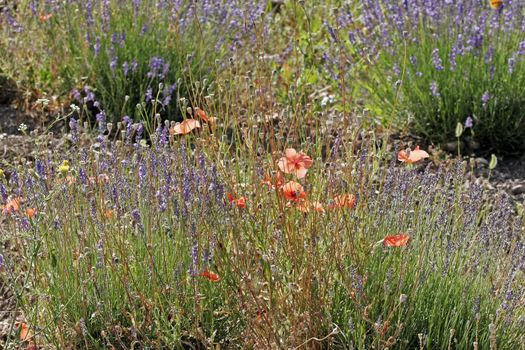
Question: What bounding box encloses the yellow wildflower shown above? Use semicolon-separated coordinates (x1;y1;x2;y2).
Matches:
59;160;70;176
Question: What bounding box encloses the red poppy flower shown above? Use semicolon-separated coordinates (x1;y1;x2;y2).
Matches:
383;234;410;247
282;181;307;202
39;13;52;21
295;200;325;213
26;208;37;218
170;119;201;135
195;108;208;123
199;269;220;282
227;193;247;208
490;0;503;9
261;172;284;190
195;108;217;129
19;321;31;341
277;148;313;179
328;194;356;210
398;146;429;164
2;198;21;215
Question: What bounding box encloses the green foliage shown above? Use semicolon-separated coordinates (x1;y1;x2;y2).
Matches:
327;2;525;154
368;33;525;154
3;124;524;348
0;1;252;125
1;1;525;348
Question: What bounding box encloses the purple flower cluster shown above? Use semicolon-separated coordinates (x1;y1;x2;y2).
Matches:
325;0;525;151
329;1;525;75
1;7;24;33
147;57;169;80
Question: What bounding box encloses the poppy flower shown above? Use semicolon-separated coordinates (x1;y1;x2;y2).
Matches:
328;194;356;210
19;322;31;341
294;200;325;213
104;210;115;219
227;193;247;208
169;119;201;135
277;148;313;179
490;0;503;9
39;13;52;21
383;234;410;247
282;181;307;202
199;269;220;282
194;108;209;123
26;208;37;218
398;146;429;164
2;198;21;215
261;172;284;190
195;108;217;129
18;322;37;350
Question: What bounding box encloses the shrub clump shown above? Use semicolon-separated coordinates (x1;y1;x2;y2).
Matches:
326;1;525;154
0;0;271;125
0;122;524;348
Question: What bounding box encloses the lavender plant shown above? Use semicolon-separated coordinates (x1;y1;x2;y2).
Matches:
1;116;523;348
326;1;525;153
0;0;270;125
0;1;524;348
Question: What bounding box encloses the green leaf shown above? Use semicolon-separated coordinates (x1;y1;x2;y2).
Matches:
489;154;498;170
455;122;463;138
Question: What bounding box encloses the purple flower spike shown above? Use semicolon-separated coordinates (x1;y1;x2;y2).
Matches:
481;91;490;108
465;116;474;129
432;48;444;71
94;37;101;56
430;81;440;98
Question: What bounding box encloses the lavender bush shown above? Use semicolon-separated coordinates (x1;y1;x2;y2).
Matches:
0;1;524;348
0;113;523;347
0;0;270;126
326;1;525;153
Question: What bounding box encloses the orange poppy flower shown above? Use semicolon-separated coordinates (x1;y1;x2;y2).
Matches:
18;321;37;350
227;193;247;208
282;181;307;202
277;148;313;179
295;200;325;213
26;208;37;218
169;119;201;135
261;172;284;190
2;198;21;215
199;269;220;282
490;0;503;9
398;146;429;164
19;322;31;341
311;201;325;213
39;13;53;21
383;234;410;247
104;210;115;219
194;108;209;123
328;194;356;210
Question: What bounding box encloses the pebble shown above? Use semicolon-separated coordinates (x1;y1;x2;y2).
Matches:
443;141;461;152
511;184;525;195
475;157;489;166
